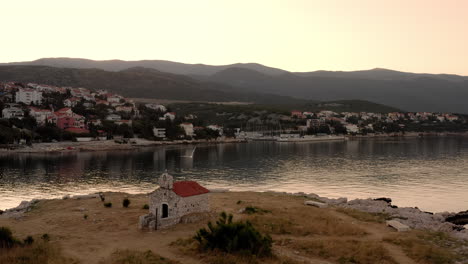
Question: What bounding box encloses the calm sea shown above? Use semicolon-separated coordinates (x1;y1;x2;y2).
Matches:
1;137;467;213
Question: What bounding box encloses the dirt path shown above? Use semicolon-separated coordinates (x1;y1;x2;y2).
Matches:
327;210;417;264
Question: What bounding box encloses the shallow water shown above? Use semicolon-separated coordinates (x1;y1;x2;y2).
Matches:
1;137;467;213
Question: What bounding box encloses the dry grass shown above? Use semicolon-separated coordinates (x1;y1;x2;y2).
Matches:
1;191;465;264
98;249;180;264
336;207;391;223
383;231;466;264
289;239;397;264
0;242;79;264
247;209;367;237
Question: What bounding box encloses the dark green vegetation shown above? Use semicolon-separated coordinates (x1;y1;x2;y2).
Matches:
168;101;400;129
123;198;130;208
243;206;271;215
0;227;77;264
104;202;112;208
194;212;272;257
199;67;468;113
0;227;19;248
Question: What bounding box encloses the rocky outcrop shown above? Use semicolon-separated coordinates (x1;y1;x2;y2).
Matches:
1;199;40;219
445;210;468;225
295;192;468;241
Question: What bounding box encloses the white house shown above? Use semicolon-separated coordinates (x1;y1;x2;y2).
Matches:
28;107;53;125
153;127;166;139
106;114;122;121
160;112;176;121
179;123;194;137
115;105;133;113
64;97;81;107
2;106;24;119
145;104;167;112
107;95;122;103
207;125;223;136
139;172;210;230
345;124;359;134
15;88;42;105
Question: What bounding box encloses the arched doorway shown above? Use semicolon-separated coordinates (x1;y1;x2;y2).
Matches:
162;204;169;218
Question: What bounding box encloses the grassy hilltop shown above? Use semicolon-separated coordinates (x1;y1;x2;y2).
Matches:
1;192;467;264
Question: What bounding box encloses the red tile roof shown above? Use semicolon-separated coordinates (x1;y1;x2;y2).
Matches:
173;181;209;197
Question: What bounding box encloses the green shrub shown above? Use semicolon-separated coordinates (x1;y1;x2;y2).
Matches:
41;234;50;242
0;227;19;248
123;198;130;208
104;202;112;208
0;210;4;215
23;236;34;245
194;212;272;257
244;206;270;215
142;204;149;210
83;214;88;220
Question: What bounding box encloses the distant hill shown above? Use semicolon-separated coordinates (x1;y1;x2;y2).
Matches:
202;67;468;113
2;58;468;113
3;57;467;82
1;58;287;76
0;65;303;105
294;68;468;83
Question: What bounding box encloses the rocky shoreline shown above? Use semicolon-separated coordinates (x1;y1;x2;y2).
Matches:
2;190;467;241
0;138;247;154
291;191;468;240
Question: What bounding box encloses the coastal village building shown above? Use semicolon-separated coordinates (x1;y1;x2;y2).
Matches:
2;105;24;119
207;125;223;136
52;108;86;129
345;124;359;134
107;94;122;103
106;114;122;121
15;88;42;105
145;104;167;112
161;112;176;121
153;127;166;139
28;107;53;125
180;123;195;137
139;172;210;230
64;97;81;107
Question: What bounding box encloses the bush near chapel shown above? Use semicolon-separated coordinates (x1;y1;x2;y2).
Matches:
194;212;272;257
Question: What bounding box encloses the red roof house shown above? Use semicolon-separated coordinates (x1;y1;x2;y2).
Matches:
173;181;210;197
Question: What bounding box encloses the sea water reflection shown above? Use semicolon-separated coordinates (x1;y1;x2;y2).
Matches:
0;137;467;213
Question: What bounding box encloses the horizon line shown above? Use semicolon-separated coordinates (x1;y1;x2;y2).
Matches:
1;56;467;77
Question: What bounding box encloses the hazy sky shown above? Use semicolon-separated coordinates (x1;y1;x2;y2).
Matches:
1;0;467;75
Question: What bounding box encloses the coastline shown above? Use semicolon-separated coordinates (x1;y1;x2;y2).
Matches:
0;138;247;154
1;132;467;154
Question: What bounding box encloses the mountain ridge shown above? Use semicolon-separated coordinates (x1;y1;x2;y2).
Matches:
1;58;468;113
2;57;467;81
0;65;306;105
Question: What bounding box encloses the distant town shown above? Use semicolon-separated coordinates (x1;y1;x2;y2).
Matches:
0;81;467;147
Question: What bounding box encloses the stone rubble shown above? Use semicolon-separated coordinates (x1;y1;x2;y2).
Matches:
300;192;468;241
1;199;40;219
